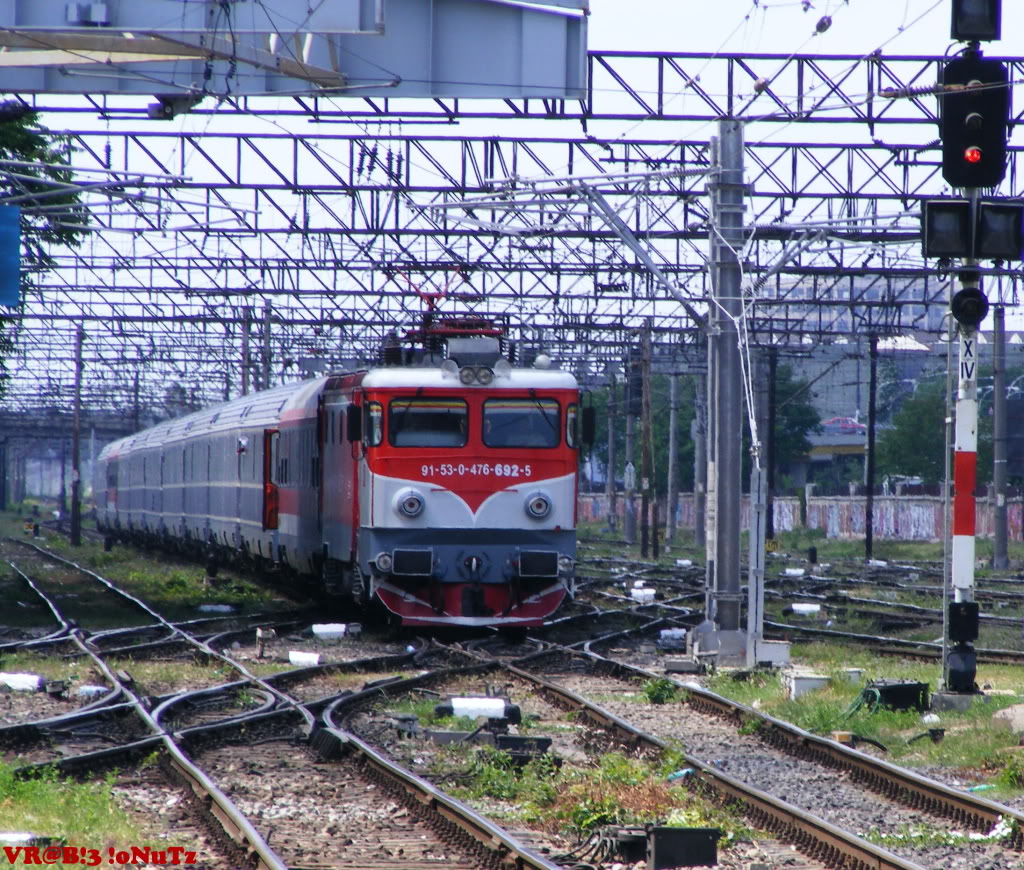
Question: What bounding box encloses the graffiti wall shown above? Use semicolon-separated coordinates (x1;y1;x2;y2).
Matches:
579;493;1023;540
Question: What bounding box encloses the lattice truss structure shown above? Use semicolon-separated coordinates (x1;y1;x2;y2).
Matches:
5;51;1024;419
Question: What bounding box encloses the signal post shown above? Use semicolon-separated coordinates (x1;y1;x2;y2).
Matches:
923;0;1020;699
947;274;984;693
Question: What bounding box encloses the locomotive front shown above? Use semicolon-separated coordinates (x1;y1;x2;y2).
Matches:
355;331;586;627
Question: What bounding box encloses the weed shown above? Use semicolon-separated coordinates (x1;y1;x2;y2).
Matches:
997;754;1024;788
737;715;763;737
137;751;162;771
641;678;679;705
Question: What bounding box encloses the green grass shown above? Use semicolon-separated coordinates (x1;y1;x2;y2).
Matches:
0;763;140;844
441;747;751;842
0;508;294;621
0;651;237;695
381;696;480;732
704;643;1024;785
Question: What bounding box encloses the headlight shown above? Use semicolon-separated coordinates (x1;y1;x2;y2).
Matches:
397;490;424;517
375;552;393;572
525;492;552;519
475;366;494;385
459;366;477;385
558;555;574;573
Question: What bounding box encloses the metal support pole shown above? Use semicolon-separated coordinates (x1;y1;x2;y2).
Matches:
747;465;767;667
765;348;777;539
666;373;680;546
241;307;251;396
606;372;617;533
0;439;7;511
131;370;140;431
694;373;707;551
261;300;273;391
70;326;84;547
709;118;745;646
993;305;1008;570
59;437;67;515
624;412;636;544
641;326;653;558
865;335;878;561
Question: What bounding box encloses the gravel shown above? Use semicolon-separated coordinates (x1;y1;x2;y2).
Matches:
539;666;1024;870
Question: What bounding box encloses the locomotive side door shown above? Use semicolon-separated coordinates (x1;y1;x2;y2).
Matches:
321;391;358;563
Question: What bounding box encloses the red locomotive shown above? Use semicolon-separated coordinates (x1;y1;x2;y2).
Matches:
94;318;591;628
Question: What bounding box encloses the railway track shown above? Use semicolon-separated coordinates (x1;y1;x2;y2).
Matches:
4;535;1024;869
1;539;563;870
572;625;1024;867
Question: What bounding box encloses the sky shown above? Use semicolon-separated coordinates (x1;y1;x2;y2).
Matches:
586;0;1024;59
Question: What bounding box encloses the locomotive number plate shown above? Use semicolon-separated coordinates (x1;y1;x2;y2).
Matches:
421;463;532;479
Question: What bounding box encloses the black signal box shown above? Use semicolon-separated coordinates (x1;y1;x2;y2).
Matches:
939;56;1010;188
949;601;980;643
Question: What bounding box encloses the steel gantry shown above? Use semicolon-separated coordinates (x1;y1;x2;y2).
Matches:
2;50;1023;420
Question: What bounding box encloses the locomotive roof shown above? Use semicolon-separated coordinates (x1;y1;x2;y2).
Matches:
360;366;578;390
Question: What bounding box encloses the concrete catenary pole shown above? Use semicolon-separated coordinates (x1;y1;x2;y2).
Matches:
993;305;1008;570
261;300;273;391
765;348;777;539
694;372;707;549
666;372;680;545
624;411;636;544
606;371;618;533
241;306;251;396
865;335;878;561
70;326;84;547
708;118;746;652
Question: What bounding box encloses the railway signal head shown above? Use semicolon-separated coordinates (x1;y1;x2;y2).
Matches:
951;285;989;327
951;0;1001;42
939;57;1010;188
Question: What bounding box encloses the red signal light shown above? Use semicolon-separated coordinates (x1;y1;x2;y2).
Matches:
965;146;983;164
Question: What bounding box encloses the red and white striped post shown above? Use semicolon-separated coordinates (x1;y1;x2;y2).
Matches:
952;329;978;596
947;270;985;693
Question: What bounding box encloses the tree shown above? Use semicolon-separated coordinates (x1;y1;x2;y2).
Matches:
763;363;822;473
584;363;821;497
0;103;88;400
877;375;993;486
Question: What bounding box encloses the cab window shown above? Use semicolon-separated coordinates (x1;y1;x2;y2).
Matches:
483;399;560;448
389;398;468;447
566;404;579;448
365;402;383;446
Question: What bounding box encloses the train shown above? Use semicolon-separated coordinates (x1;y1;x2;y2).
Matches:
93;318;593;628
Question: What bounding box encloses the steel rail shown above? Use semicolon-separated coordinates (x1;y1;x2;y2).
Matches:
764;619;1024;664
0;557;71;650
313;723;564;870
329;651;924;870
568;640;1024;847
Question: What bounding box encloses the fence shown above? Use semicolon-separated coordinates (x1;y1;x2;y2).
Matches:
578;492;1024;541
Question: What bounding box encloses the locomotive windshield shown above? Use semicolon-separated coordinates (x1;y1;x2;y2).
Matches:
389;398;468;447
483;398;560;448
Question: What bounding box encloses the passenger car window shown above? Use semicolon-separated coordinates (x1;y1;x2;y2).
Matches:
483;399;560;448
389;398;468;447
